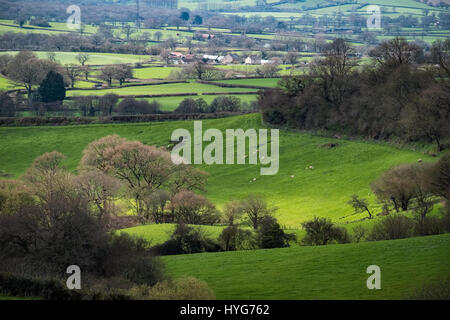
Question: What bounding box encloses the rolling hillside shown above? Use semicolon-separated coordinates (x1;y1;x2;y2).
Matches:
0;113;436;227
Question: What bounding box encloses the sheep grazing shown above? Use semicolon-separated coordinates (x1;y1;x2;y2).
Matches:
291;175;295;178
418;159;423;163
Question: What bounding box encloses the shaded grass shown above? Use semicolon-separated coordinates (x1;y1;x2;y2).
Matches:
162;233;450;299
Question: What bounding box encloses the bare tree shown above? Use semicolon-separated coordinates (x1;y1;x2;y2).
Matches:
241;194;277;229
347;194;374;219
64;64;82;88
76;53;90;66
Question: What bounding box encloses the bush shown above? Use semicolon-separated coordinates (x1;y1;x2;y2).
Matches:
257;216;296;249
172;190;221;225
441;206;450;233
352;225;367;242
414;216;445;236
117;98;160;115
0;272;132;300
367;214;415;241
408;277;450;300
218;226;256;251
152;223;220;255
131;277;215;300
301;217;349;245
208;96;241;112
106;233;164;286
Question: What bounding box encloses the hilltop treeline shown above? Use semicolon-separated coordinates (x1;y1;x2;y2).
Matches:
259;37;450;151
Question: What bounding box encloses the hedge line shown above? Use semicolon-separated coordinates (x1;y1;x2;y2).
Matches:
197;80;270;89
0;111;253;127
65;92;198;99
201;91;259;95
66;80;188;91
0;272;132;300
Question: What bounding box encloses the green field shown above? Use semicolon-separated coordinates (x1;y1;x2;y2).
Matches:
67;81;259;96
0;75;18;90
121;223;226;245
0;114;435;227
0;51;147;66
139;94;258;111
162;233;450;299
212;78;280;87
134;67;182;79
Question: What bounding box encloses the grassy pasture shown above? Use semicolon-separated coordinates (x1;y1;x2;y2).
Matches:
162;233;450;299
212;78;280;87
137;94;258;111
133;67;182;79
0;114;435;226
66;81;259;96
120;223;226;246
0;51;147;66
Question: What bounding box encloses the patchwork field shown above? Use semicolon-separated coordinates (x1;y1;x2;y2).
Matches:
0;114;435;227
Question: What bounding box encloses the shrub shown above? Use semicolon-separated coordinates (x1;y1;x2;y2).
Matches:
414;216;445;236
172;190;220;225
441;206;450;233
367;214;415;241
106;233;164;286
218;226;255;251
408;277;450;300
352;225;367;242
257;216;296;249
131;277;215;300
0;272;132;300
175;98;201;113
301;217;349;245
208;96;241;113
152;223;220;255
117;98;160;115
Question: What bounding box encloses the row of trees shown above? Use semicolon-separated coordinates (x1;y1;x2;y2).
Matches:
174;96;256;114
260;37;450;151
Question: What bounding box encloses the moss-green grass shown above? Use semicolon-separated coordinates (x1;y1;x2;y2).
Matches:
212;78;280;87
162;233;450;299
134;67;182;79
0;75;19;90
67;82;259;96
135;94;258;111
0;114;435;226
0;51;147;66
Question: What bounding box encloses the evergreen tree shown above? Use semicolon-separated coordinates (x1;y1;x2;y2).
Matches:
38;70;66;103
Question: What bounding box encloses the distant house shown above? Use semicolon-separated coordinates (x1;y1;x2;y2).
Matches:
169;51;184;59
183;54;196;63
270;56;283;65
168;51;185;64
245;56;260;65
201;34;215;40
222;54;240;64
203;54;224;64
